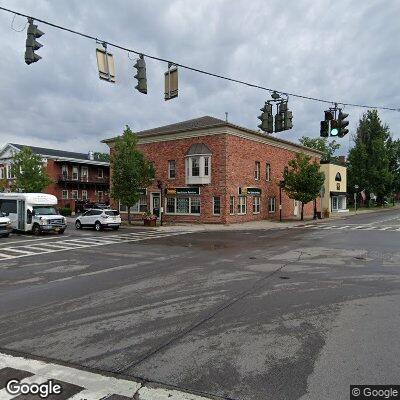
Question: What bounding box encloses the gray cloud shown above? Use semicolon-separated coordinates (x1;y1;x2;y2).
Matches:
0;0;399;156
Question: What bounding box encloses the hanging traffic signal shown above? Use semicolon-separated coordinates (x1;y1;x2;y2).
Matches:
283;109;293;130
25;18;44;65
275;112;284;132
134;55;147;94
320;121;329;137
257;102;273;133
338;110;349;137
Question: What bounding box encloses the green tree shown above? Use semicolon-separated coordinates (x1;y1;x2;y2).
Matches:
11;147;53;192
347;110;394;205
111;126;155;223
283;153;325;220
94;152;110;162
299;136;340;163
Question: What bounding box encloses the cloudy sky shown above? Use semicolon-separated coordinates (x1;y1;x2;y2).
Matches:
0;0;399;155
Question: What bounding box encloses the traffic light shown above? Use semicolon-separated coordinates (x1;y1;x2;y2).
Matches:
338;110;349;137
324;111;334;121
134;55;147;94
320;121;329;137
330;119;339;137
283;109;293;130
25;18;44;65
275;101;286;132
257;102;273;133
275;112;284;132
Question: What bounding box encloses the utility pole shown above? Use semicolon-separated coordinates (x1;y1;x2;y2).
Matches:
354;185;359;214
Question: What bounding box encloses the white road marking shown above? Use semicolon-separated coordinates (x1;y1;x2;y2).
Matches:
0;352;140;397
0;352;215;400
0;231;189;260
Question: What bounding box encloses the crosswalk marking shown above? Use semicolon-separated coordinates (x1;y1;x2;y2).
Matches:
296;224;400;233
0;231;188;260
0;352;214;400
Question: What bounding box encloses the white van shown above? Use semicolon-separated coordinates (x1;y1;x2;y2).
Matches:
0;213;12;238
0;193;67;235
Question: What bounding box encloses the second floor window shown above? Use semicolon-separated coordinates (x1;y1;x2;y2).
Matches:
98;168;104;178
62;165;68;178
72;166;79;180
266;163;271;181
62;190;68;200
168;160;176;179
255;161;260;180
81;167;88;181
204;157;209;176
192;157;200;176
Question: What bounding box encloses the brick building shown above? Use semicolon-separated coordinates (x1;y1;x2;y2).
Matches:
0;143;110;212
103;116;323;223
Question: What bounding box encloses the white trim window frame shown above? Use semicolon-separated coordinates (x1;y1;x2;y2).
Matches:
71;190;79;200
253;196;260;214
255;161;260;180
168;160;176;179
238;196;247;215
98;168;104;179
81;166;88;182
204;156;210;176
61;164;68;179
82;190;88;201
229;196;235;215
266;163;271;182
97;191;104;202
62;190;68;200
131;195;148;213
268;197;276;213
72;166;79;181
213;196;221;215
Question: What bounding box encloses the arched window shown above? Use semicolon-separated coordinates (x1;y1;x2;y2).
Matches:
335;172;342;182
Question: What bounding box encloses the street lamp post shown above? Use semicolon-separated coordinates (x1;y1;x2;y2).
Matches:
279;180;285;222
354;185;359;214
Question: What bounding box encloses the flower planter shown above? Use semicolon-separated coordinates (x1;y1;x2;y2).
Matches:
143;219;156;227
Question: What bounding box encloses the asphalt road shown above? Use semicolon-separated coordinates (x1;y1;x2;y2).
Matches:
0;210;400;400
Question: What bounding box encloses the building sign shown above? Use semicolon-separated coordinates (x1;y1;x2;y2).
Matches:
238;187;262;196
166;187;200;196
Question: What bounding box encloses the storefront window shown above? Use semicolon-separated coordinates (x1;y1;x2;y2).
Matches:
191;197;201;214
177;197;190;213
131;196;148;213
166;197;200;215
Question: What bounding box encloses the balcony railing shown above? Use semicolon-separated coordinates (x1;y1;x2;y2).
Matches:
58;174;109;184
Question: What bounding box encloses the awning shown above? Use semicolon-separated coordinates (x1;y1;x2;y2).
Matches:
330;191;347;196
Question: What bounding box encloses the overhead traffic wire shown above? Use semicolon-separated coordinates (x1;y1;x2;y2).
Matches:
0;5;399;112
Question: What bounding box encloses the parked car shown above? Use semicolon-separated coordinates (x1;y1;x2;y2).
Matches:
75;201;110;214
75;209;121;231
0;212;13;238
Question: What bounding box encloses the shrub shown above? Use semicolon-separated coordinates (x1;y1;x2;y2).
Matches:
59;207;72;216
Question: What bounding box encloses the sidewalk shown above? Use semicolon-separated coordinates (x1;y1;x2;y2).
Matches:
65;205;399;233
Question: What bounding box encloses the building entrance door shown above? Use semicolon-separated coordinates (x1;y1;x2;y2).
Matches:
151;193;160;217
294;200;300;216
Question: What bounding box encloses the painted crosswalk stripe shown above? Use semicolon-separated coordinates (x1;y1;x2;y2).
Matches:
0;231;189;260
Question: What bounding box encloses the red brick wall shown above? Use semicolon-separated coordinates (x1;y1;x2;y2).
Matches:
113;132;319;223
